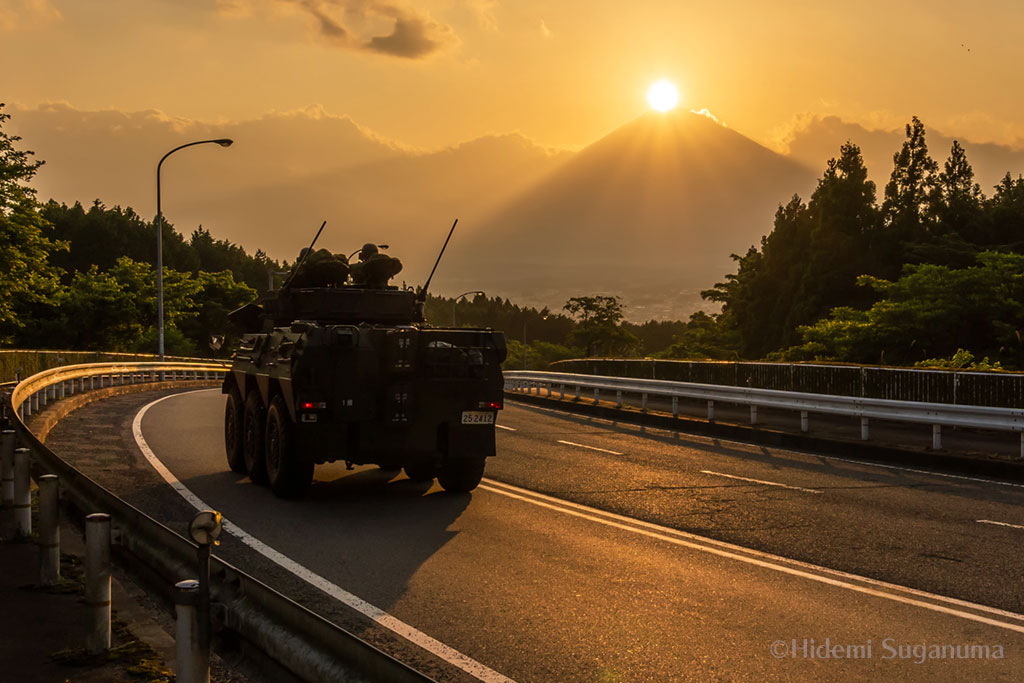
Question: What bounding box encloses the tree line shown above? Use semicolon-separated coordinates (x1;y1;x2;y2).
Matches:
5;101;1022;370
0;104;280;356
680;117;1024;370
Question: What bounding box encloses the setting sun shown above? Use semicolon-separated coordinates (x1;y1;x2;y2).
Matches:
647;80;680;112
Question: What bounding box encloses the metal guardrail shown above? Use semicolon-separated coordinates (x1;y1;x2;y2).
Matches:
550;358;1024;408
2;362;428;683
505;370;1024;458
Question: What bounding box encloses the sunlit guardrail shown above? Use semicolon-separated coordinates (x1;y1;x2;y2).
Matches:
2;362;427;682
504;370;1024;458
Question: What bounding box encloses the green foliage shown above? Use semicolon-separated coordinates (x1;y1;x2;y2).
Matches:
39;201;282;292
914;348;1003;371
705;117;1024;368
778;252;1024;366
563;295;638;357
656;311;740;360
0;103;66;342
503;339;579;370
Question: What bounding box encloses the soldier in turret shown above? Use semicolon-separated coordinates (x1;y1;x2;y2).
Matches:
289;248;350;288
350;243;403;289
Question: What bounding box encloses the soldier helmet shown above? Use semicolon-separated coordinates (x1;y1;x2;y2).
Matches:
359;243;379;261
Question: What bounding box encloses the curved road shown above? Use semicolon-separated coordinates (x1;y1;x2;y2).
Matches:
57;388;1024;680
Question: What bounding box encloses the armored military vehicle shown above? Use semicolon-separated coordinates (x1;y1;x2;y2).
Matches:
223;221;506;498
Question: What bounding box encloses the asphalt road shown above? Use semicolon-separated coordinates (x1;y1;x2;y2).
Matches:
58;389;1024;680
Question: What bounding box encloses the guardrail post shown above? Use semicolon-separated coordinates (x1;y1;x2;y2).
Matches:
559;384;565;399
707;400;715;422
30;391;38;414
593;388;600;405
671;396;678;418
641;393;648;413
13;447;31;537
38;474;60;586
861;417;870;441
1019;433;1023;460
174;579;209;683
85;513;111;654
1;430;14;506
59;381;66;399
800;411;809;432
616;391;622;409
932;425;941;449
574;385;581;401
749;405;758;425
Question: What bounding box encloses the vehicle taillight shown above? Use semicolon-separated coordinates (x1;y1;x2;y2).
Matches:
300;401;327;410
488;401;503;410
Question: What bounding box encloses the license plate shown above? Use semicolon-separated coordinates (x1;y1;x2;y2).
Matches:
461;411;495;425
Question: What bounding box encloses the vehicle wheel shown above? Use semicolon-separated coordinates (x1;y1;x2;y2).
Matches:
437;457;486;493
266;395;313;499
224;388;246;474
243;391;268;484
403;461;436;482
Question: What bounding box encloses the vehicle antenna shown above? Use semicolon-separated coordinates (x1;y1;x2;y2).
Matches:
281;220;327;290
419;218;458;301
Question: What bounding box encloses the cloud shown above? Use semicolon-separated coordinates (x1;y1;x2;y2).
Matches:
779;114;1024;192
0;0;61;31
463;0;498;30
284;0;456;58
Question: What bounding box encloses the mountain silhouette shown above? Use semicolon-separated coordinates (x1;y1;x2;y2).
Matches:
447;110;816;318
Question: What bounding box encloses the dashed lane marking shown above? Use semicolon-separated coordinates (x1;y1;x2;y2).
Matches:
700;469;822;494
479;478;1024;634
134;390;516;683
977;519;1024;531
556;439;623;455
496;424;517;431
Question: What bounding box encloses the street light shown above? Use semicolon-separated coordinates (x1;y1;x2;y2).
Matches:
452;290;484;327
156;138;233;360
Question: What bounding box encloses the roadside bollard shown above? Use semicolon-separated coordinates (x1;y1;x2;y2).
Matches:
13;448;31;537
749;405;758;425
85;513;111;654
800;411;809;432
861;417;870;441
932;425;942;450
38;475;60;586
1;429;14;506
175;580;208;683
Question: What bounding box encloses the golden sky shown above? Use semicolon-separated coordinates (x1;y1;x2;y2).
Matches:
4;0;1024;151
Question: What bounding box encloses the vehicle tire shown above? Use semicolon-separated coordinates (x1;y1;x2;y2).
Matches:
266;395;313;499
224;388;246;474
437;457;486;493
243;391;268;484
403;461;436;483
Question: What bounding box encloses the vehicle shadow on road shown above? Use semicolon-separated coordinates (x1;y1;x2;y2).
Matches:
176;464;476;612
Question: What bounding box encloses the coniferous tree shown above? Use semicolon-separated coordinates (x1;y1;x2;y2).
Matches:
880;116;939;271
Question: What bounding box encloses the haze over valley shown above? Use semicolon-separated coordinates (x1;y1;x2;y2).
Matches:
12;102;1024;320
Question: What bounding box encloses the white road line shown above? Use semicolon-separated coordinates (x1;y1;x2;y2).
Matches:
478;478;1024;634
556;439;623;455
700;470;822;494
495;424;517;431
133;391;515;683
977;519;1024;531
506;401;1024;491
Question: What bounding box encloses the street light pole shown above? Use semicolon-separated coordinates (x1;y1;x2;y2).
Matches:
156;138;233;360
451;290;484;327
